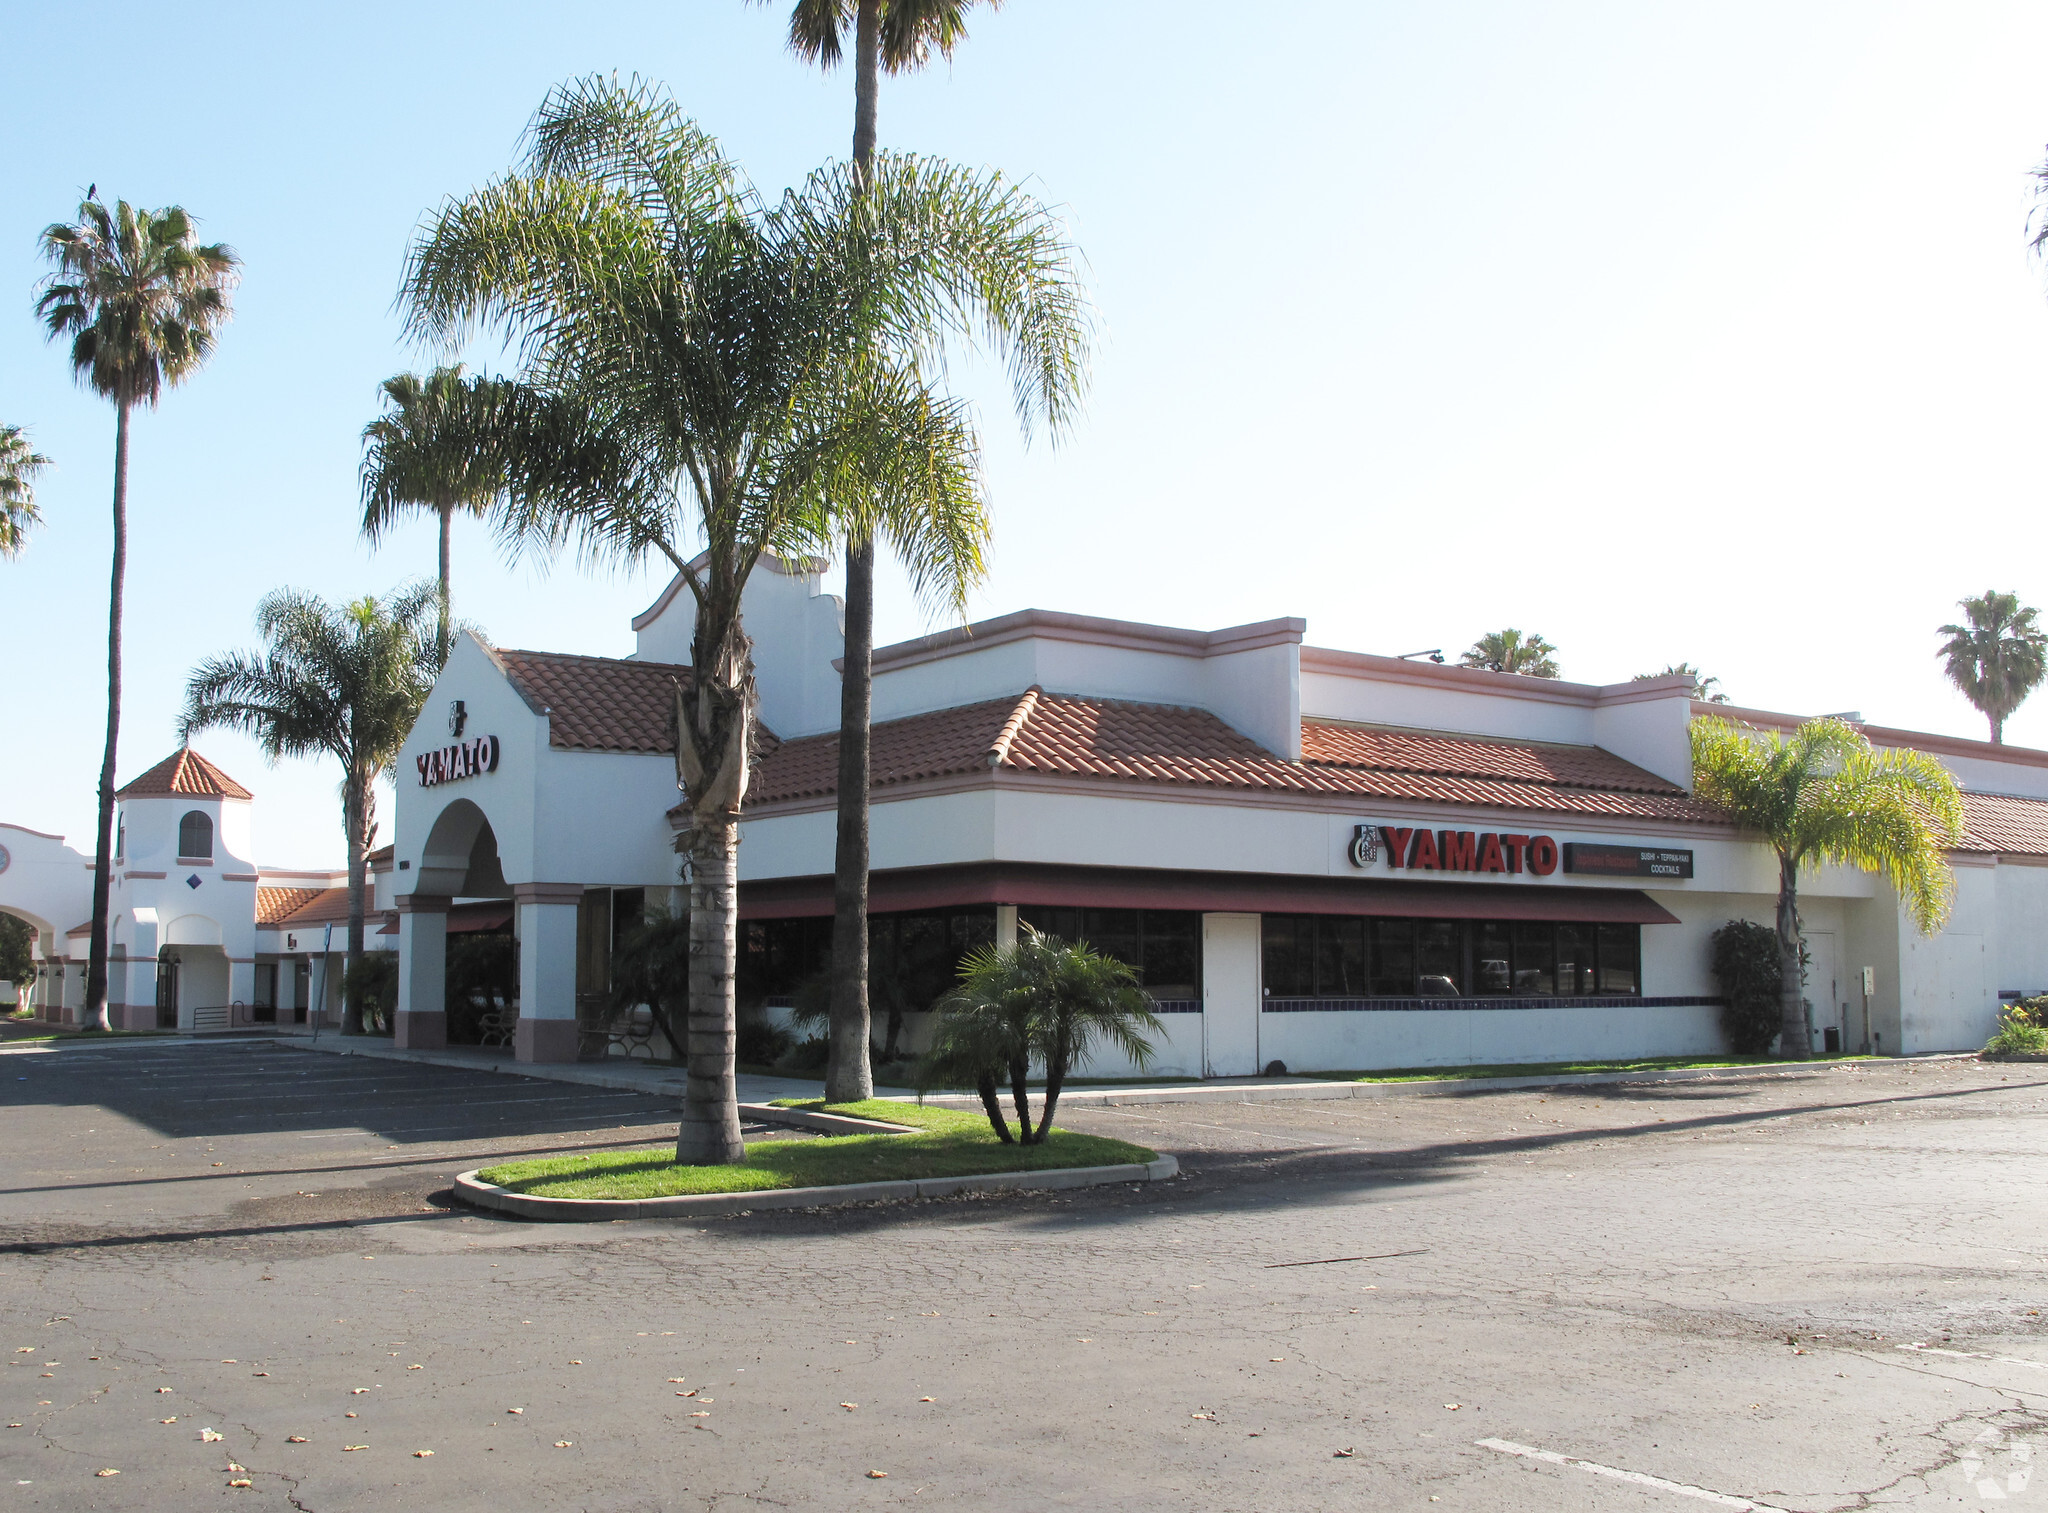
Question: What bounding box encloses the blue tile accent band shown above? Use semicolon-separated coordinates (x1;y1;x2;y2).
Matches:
1260;995;1723;1013
1147;999;1201;1015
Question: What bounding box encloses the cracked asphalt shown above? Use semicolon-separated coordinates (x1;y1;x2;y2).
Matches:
2;1038;2045;1511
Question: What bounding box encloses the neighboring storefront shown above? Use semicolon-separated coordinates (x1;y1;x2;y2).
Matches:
3;748;396;1030
385;554;2048;1075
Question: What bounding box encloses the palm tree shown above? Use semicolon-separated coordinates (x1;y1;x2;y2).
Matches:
397;75;1084;1163
179;583;442;1034
36;197;239;1033
1690;716;1963;1056
920;929;1159;1143
1936;591;2047;744
0;427;51;559
1461;628;1560;678
359;365;511;661
764;0;1063;1106
1633;663;1728;703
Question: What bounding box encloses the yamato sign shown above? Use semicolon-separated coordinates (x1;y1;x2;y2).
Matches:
417;735;500;789
1349;824;1692;880
1352;824;1560;875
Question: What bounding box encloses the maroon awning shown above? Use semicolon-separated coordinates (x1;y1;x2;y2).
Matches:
447;902;514;935
739;862;1678;925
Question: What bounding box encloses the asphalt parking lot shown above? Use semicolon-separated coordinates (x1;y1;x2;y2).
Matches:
2;1038;2045;1511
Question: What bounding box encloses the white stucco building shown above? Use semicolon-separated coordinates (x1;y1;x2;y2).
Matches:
3;748;395;1030
378;555;2048;1076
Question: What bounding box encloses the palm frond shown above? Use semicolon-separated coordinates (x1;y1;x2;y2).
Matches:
0;425;52;560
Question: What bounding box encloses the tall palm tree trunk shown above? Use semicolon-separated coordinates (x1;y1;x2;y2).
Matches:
825;0;885;1103
342;771;369;1035
1991;713;2005;745
83;398;130;1035
827;535;876;1100
1775;852;1807;1057
679;821;746;1164
436;502;454;664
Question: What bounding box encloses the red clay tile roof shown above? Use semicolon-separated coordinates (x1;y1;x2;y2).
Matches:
256;886;324;925
1958;792;2048;855
272;888;356;927
116;748;252;801
493;648;694;753
750;688;1729;823
1301;723;1681;794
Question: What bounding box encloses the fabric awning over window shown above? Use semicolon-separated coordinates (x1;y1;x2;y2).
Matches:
739;862;1679;925
447;902;514;934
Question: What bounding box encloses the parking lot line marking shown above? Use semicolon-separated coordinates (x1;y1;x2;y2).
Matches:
1476;1438;1792;1510
1898;1344;2048;1371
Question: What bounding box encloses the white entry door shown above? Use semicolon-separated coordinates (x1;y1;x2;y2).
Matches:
1203;913;1262;1077
1804;931;1838;1056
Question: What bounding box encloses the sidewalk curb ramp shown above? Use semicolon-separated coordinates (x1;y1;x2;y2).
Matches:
453;1153;1179;1221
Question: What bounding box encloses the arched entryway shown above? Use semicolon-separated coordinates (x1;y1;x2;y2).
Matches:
396;799;519;1052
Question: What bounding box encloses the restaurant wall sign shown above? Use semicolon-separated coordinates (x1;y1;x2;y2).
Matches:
417;735;500;788
1350;824;1692;880
417;699;501;789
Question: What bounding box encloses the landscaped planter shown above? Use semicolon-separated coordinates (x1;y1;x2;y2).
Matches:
454;1154;1178;1221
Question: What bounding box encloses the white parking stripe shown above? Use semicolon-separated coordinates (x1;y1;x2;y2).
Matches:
1476;1438;1793;1511
1898;1343;2048;1372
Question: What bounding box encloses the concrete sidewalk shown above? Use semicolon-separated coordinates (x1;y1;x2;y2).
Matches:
285;1033;890;1105
284;1032;1968;1110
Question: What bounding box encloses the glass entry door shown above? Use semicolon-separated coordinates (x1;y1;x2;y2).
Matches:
155;951;179;1030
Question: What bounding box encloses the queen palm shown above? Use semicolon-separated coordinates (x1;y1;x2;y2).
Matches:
0;427;50;559
1937;591;2047;745
359;365;511;660
1690;716;1962;1057
36;198;239;1033
1461;628;1560;678
180;583;442;1034
765;0;1066;1103
398;75;1083;1162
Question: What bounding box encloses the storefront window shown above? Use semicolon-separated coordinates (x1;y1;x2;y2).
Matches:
1417;922;1461;995
1261;916;1643;999
1596;924;1639;994
1020;906;1201;999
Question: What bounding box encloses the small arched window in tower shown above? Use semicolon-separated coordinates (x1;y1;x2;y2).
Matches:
178;810;213;861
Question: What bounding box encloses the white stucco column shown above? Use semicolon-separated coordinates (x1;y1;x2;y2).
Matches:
124;909;160;1033
514;882;583;1063
394;895;450;1050
228;959;256;1026
996;905;1019;950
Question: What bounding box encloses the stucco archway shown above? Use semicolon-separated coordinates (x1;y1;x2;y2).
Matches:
413;798;509;901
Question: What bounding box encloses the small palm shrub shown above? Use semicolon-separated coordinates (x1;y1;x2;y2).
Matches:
918;930;1162;1144
1711;920;1784;1056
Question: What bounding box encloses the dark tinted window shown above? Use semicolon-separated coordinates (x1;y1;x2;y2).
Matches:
1596;924;1639;994
178;810;213;859
1260;917;1642;999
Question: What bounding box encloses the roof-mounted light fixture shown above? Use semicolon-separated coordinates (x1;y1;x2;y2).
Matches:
1397;649;1446;665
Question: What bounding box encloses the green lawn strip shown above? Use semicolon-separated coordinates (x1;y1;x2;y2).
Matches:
1329;1054;1876;1084
478;1099;1156;1201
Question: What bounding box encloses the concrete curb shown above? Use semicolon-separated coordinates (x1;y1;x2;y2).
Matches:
895;1054;1989;1113
738;1103;917;1135
452;1153;1179;1222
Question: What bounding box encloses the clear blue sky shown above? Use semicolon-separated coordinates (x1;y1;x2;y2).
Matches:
5;1;2048;868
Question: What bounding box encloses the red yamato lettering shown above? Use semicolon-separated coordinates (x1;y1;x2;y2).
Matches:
1441;831;1478;871
416;753;431;786
1409;829;1441;870
1381;827;1413;868
1527;835;1560;875
1476;833;1506;873
1500;833;1529;873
